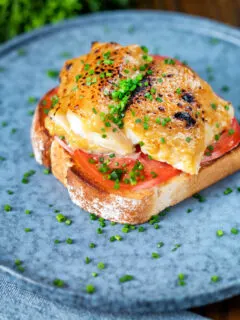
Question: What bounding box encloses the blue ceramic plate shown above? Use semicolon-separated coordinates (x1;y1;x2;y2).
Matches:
0;11;239;314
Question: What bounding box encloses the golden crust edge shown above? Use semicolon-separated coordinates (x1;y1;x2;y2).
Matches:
31;102;240;224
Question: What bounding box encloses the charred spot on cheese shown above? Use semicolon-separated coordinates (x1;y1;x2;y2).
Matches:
65;63;72;71
182;92;194;103
158;106;165;112
174;112;196;128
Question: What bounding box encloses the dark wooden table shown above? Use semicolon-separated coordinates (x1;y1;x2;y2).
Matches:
135;0;240;26
135;1;240;319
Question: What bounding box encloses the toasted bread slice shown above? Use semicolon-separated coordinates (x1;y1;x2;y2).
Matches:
31;100;240;224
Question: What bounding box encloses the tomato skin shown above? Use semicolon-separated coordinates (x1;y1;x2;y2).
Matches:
73;149;180;191
201;118;240;164
133;153;180;190
73;149;134;191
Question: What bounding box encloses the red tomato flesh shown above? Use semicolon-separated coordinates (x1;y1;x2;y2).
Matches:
73;149;180;191
201;118;240;164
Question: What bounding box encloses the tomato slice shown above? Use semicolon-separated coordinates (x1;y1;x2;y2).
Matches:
73;149;135;190
201;118;240;164
134;153;180;190
73;149;180;191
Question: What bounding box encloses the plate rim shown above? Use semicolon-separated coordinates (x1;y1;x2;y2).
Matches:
0;10;240;314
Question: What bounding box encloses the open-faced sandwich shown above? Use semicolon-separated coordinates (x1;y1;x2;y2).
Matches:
31;42;240;224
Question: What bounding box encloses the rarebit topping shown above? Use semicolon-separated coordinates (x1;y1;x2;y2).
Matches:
45;42;234;175
124;57;234;173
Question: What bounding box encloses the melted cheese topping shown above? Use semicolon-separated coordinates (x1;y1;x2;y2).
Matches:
45;42;234;174
124;60;234;173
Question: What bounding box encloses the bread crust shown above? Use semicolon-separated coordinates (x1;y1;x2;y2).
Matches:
31;99;240;224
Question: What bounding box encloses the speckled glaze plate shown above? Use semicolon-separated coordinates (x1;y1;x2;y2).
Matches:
0;10;240;314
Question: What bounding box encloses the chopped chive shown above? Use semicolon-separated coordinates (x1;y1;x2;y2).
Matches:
75;74;82;82
1;121;8;127
46;69;59;78
56;214;66;223
15;259;22;266
7;190;14;195
4;204;12;212
97;228;103;234
66;238;73;244
141;45;148;53
176;88;181;94
172;244;181;252
43;168;51;175
160;137;166;144
178;273;186;286
97;262;105;270
28;96;37;104
211;275;220;283
156;97;163;102
122;227;129;233
221;85;229;92
65;219;72;225
86;284;95;294
54;239;60;244
231;227;238;235
164;58;175;65
119;275;134;283
90;213;97;220
27;110;34;116
92;272;98;277
216;229;224;237
178;273;185;280
110;236;116;242
25;209;31;215
53;279;65;287
211;103;217;110
192;193;206;202
85;257;91;264
17;266;25;273
24;228;32;232
157;242;164;248
152;252;160;259
89;242;96;248
228;129;235;136
185;137;192;143
223;187;232;195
